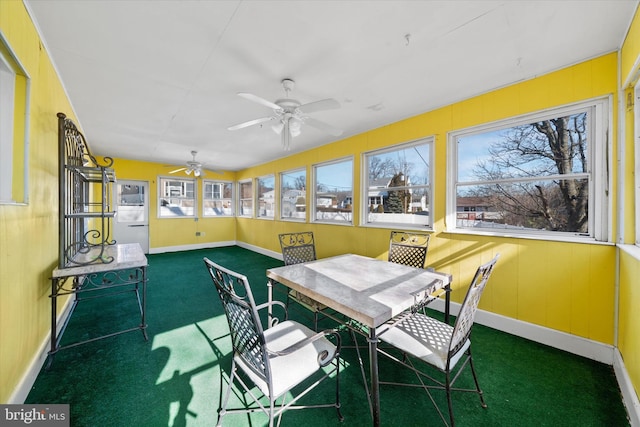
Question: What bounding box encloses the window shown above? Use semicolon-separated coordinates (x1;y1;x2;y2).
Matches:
158;177;196;217
257;175;275;219
312;158;353;224
203;180;234;217
280;168;306;221
362;139;433;228
238;180;253;217
0;34;29;204
448;98;609;241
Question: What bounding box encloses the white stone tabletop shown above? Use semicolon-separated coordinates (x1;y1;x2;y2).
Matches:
267;253;451;328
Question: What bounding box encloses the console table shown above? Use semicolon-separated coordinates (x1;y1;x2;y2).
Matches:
49;243;148;365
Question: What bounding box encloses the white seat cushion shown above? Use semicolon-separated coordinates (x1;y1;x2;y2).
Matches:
378;313;469;371
236;320;336;398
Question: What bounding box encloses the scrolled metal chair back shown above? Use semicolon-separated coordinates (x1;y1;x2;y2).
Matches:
388;231;430;268
278;232;316;266
204;258;269;381
449;254;500;357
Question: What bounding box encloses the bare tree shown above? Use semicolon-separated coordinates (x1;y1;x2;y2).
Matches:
473;113;588;232
294;175;306;190
369;157;396;180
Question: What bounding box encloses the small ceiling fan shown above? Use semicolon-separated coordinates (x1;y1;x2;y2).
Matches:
168;150;206;177
228;78;343;150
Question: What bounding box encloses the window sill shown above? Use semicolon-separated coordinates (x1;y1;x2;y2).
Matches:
442;228;614;246
619;244;640;260
363;223;433;232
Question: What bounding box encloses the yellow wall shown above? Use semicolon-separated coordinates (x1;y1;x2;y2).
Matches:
1;0;638;408
622;6;640;89
0;1;77;403
236;53;619;346
619;5;640;402
107;158;238;248
619;249;640;399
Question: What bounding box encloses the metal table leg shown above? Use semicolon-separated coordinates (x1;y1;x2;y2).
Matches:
266;279;274;328
368;328;381;427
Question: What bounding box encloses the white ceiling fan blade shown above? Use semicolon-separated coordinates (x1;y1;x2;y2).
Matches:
228;116;274;131
237;92;281;110
297;98;340;114
304;117;344;137
169;167;187;174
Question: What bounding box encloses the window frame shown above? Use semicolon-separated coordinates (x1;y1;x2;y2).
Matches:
202;179;234;217
237;179;253;218
0;32;30;205
446;97;610;242
361;137;434;230
280;167;307;222
256;174;275;219
311;157;354;225
157;176;197;218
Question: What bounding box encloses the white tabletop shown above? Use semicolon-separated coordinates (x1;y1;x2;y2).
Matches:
267;253;451;328
52;243;147;278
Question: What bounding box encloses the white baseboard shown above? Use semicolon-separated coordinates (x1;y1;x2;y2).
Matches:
9;296;74;404
430;297;640;424
430;298;614;363
14;244;638;426
149;240;236;254
614;349;640;427
236;241;282;261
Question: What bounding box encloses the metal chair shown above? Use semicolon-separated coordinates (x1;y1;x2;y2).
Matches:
376;254;500;426
388;230;447;316
388;230;430;268
204;257;343;427
278;232;327;330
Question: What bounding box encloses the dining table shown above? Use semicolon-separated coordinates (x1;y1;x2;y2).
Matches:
266;253;452;427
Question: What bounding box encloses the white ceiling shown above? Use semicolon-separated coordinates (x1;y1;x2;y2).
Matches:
25;0;638;172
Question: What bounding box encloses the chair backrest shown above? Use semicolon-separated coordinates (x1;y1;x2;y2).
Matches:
203;257;271;383
449;254;500;356
388;231;430;268
278;232;316;266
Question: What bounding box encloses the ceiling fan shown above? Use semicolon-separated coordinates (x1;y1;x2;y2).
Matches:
228;79;343;150
168;150;206;177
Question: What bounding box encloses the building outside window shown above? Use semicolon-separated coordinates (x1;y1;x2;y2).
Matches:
362;139;433;228
257;174;275;219
203;180;233;217
312;158;353;224
448;98;609;241
280;168;306;221
238;180;253;217
158;177;196;217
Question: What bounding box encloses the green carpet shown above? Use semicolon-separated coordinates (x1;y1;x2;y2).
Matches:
26;246;630;426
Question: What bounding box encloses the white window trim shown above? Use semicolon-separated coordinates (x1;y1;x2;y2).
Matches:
201;179;234;217
157;176;197;219
360;137;434;230
279;167;307;222
237;179;253;218
0;32;30;205
311;156;354;226
256;174;275;220
446;97;611;243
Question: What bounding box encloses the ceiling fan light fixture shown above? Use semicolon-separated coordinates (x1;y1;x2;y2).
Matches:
230;79;342;151
271;122;284;134
194;169;201;177
289;118;301;137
